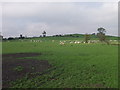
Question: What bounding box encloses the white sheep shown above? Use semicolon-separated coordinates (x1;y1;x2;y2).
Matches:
59;42;65;45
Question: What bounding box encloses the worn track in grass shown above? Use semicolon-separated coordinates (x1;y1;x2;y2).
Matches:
2;53;52;88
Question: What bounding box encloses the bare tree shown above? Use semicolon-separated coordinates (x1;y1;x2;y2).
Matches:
84;34;90;43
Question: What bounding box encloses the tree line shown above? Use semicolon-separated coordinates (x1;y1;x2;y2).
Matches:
2;27;110;44
84;27;109;44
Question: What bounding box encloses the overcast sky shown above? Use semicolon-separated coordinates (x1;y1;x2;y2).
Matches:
1;2;118;38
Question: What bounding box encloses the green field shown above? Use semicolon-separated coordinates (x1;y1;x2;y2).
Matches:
2;37;118;88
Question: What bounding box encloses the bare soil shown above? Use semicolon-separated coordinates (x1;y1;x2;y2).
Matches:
2;53;52;88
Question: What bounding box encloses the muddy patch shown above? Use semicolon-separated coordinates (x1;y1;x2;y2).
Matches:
2;53;40;58
2;53;52;88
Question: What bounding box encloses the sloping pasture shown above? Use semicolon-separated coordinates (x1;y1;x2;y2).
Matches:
2;38;118;88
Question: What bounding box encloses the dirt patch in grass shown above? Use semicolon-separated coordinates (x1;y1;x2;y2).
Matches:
2;53;52;88
2;53;40;58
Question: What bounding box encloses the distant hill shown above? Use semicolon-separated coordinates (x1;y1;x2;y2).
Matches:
57;34;119;40
3;33;119;40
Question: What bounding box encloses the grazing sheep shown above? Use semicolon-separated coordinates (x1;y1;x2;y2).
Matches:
52;40;55;42
74;41;77;44
88;41;90;44
77;41;81;44
70;41;73;44
114;40;117;42
33;40;36;42
59;41;65;45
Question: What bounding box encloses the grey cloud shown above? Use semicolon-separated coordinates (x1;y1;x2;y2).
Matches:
2;2;118;37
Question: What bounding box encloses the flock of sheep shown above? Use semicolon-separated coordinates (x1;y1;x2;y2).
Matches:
27;39;118;45
59;40;98;45
5;39;118;46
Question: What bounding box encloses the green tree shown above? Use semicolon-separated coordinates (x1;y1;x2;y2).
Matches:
42;31;46;37
97;27;106;34
97;27;109;45
97;27;106;42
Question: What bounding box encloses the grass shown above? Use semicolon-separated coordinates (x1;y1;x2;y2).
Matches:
13;66;24;72
2;37;118;88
